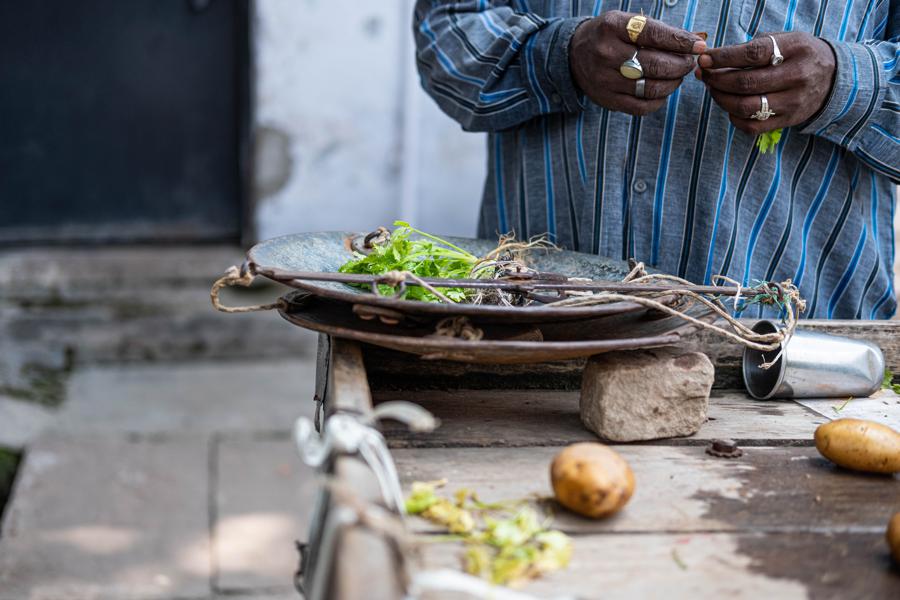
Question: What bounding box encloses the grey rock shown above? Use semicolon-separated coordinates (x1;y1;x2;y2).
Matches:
580;349;714;442
0;396;56;450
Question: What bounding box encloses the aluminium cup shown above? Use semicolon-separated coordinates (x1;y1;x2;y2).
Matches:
742;320;884;400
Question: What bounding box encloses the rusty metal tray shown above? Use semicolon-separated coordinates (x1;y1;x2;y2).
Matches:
278;292;708;364
248;231;669;324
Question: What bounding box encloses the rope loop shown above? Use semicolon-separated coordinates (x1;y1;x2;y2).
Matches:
210;264;285;313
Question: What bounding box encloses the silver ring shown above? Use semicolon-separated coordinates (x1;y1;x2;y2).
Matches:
620;51;644;80
635;78;646;99
750;95;776;120
769;35;784;66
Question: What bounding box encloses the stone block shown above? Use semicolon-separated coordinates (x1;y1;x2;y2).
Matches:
580;349;714;442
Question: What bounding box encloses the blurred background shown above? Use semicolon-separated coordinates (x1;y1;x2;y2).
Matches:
0;1;897;599
0;0;485;246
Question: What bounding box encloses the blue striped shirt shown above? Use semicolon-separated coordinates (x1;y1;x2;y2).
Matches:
414;0;899;319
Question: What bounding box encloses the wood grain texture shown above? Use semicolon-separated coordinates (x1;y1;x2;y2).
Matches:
395;446;900;535
325;337;372;416
417;532;900;600
376;389;827;448
363;320;900;391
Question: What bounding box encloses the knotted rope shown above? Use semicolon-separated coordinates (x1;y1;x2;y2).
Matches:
210;265;286;313
550;262;805;364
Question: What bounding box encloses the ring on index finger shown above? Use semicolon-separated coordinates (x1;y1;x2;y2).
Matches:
626;15;647;44
769;35;784;66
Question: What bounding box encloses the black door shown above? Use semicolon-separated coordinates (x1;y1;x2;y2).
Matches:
0;0;249;244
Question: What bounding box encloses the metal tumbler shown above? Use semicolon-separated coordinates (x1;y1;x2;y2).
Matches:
742;320;885;400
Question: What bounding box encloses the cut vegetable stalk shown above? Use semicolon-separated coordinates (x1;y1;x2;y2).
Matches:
756;128;783;154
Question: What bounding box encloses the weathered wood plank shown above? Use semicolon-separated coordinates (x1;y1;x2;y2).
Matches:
326;337;372;417
330;457;405;600
417;531;899;600
394;446;900;535
363;320;900;391
796;390;900;431
376;389;827;448
320;338;404;600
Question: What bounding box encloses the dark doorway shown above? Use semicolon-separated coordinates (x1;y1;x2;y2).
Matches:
0;0;250;244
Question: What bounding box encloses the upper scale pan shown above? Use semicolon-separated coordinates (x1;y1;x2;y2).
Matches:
247;231;670;325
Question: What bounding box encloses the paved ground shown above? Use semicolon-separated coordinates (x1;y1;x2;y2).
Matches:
0;246;320;599
1;358;318;600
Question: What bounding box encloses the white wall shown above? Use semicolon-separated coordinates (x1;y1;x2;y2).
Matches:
252;0;486;240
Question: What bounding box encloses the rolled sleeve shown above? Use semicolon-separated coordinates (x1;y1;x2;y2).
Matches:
525;16;591;114
800;40;887;151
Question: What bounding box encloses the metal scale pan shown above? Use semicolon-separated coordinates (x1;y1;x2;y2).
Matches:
277;291;709;364
247;231;680;326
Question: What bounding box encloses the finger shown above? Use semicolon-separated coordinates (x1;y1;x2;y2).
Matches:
603;71;683;99
728;113;792;136
607;11;706;54
708;88;797;120
698;34;783;69
700;64;801;94
603;37;695;78
609;93;667;117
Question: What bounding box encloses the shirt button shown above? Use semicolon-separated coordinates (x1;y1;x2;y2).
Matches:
664;0;678;6
633;179;648;193
551;93;562;104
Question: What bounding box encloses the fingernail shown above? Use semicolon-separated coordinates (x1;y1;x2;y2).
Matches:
692;40;707;54
698;54;712;68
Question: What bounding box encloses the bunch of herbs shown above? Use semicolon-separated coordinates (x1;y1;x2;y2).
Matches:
338;221;484;303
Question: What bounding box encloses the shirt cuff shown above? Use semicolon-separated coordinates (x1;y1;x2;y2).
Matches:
799;40;887;150
524;16;592;114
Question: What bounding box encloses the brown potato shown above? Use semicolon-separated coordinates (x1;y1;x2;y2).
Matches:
814;419;900;474
889;512;900;565
550;443;635;519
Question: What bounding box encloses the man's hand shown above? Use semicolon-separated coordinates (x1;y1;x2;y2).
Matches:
570;11;706;116
697;33;836;134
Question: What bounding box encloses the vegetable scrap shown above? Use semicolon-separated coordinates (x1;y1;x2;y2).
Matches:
832;396;853;413
339;221;553;305
883;369;900;395
756;128;783;154
405;480;573;587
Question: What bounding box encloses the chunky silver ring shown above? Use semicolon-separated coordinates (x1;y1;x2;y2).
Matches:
635;78;646;99
620;51;644;80
769;35;784;66
750;95;776;120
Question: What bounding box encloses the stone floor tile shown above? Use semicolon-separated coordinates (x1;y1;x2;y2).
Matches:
214;435;316;594
0;434;209;600
55;359;318;435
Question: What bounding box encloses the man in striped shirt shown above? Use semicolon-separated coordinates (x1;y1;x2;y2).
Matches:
413;1;899;319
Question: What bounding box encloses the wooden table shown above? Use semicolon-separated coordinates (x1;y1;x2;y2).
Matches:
313;322;900;599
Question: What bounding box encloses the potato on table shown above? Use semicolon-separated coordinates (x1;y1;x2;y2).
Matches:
550;442;635;519
814;419;900;474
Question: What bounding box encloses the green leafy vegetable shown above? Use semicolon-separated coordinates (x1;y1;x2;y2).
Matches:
339;221;483;303
406;480;572;587
756;128;783;154
883;369;900;395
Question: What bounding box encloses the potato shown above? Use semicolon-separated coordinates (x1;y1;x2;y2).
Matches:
550;443;635;519
814;419;900;474
889;512;900;565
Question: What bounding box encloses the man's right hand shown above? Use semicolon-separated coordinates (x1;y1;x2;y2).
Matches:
569;11;706;116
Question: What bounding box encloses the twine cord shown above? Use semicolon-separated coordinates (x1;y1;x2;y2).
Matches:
210;265;286;313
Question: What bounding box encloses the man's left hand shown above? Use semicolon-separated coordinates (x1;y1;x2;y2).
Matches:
697;33;836;135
